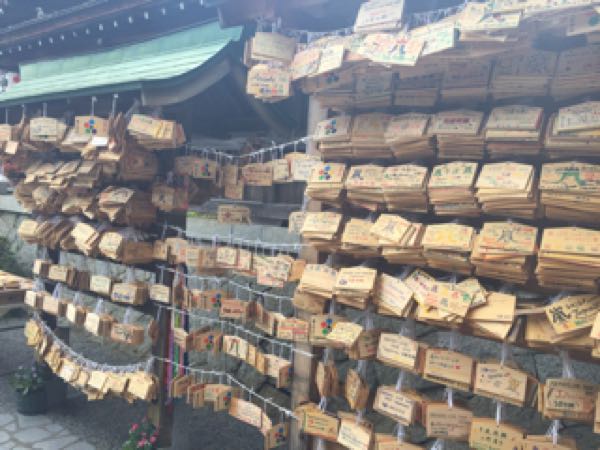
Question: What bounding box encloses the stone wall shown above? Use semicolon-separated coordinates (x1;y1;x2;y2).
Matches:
0;196;36;275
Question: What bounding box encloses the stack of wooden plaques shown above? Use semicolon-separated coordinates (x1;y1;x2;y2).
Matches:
484;105;544;158
300;212;343;251
551;44;600;99
127;114;185;150
540;162;600;224
393;72;441;108
334;267;377;310
544;293;600;343
421;223;475;275
29;117;68;148
350;113;391;159
475;162;538;220
537;226;600;292
340;218;380;257
97;187;157;227
382;164;429;213
305;162;347;205
440;60;492;103
384;113;435;161
313;116;353;160
526;312;594;352
545;102;600;158
428;161;480;217
490;49;558;99
71;222;103;256
371;214;426;266
297;264;337;300
354;72;394;109
345;164;385;211
429;110;485;160
472;221;538;284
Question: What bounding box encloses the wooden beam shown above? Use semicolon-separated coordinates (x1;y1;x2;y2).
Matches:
290;96;327;450
141;59;232;107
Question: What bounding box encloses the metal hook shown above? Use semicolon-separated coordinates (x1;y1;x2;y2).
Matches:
90;96;97;116
111;93;119;117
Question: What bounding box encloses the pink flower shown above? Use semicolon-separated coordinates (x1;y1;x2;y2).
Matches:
130;423;139;433
137;438;147;448
150;436;157;444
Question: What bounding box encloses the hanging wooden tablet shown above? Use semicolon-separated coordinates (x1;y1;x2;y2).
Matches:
423;348;474;391
194;329;223;354
310;315;347;346
373;386;422;426
111;283;148;306
24;290;43;309
299;405;340;442
520;436;577;450
466;291;516;340
264;354;292;388
468;418;524;450
264;422;289;449
473;362;534;407
246;65;292;102
353;0;404;33
336;417;373;450
42;294;67;317
220;298;253;321
316;360;339;398
424;402;473;441
374;274;414;318
377;333;426;373
542;378;597;422
545;294;600;337
276;317;310;342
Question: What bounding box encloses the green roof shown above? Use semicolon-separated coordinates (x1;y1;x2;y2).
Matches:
0;21;242;106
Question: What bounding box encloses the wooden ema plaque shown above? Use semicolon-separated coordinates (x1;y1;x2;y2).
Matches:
468;418;524;450
424;402;472;441
423;348;474;391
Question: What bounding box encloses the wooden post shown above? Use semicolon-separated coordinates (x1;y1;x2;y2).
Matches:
147;212;185;448
290;96;327;450
148;303;174;449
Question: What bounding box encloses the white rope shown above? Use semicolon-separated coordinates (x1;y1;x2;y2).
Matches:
33;312;150;373
156;303;314;358
188;136;311;162
163;224;308;254
157;266;295;305
153;356;297;419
